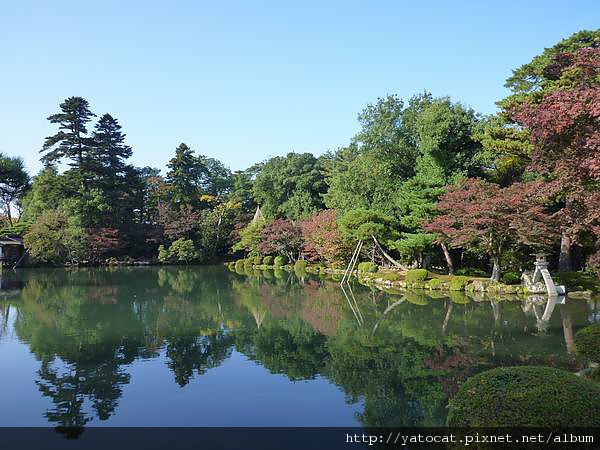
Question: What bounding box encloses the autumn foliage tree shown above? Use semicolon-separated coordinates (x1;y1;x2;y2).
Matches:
426;179;557;281
510;46;600;271
257;219;302;262
300;209;346;263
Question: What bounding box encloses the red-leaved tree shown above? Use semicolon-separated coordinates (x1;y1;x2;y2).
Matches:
426;179;557;281
300;209;346;263
257;219;302;262
510;47;600;271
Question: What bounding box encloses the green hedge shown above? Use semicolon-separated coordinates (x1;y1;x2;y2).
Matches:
449;275;469;291
501;271;521;285
243;258;254;268
262;255;274;265
253;256;263;265
357;262;378;273
447;366;600;427
294;260;308;271
575;323;600;362
274;255;288;267
234;260;244;271
405;269;428;283
377;273;400;281
426;277;442;289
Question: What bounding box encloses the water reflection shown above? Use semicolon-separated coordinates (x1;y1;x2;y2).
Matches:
0;266;597;430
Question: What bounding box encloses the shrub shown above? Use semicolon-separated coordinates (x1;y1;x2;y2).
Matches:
501;271;521;285
253;256;263;265
426;278;442;289
405;269;428;283
357;262;378;273
167;238;198;263
227;261;236;270
574;323;600;362
449;275;469;291
262;255;274;265
447;366;600;427
158;245;170;263
274;255;288;267
243;258;253;268
455;267;487;277
294;260;308;271
234;259;244;271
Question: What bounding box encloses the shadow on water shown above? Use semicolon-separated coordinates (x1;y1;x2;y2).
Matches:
0;265;598;432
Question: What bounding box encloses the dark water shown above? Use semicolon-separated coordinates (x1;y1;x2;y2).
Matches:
0;266;597;428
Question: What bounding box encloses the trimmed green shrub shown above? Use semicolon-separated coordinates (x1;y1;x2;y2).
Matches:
449;275;469;291
405;269;428;283
243;258;253;268
274;255;288;267
234;260;244;271
294;260;308;271
262;255;274;265
227;261;236;270
447;366;600;427
357;262;378;273
307;264;326;273
426;278;442;289
501;271;521;285
253;256;263;265
574;323;600;362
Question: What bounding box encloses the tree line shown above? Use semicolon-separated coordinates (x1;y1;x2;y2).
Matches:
1;29;599;280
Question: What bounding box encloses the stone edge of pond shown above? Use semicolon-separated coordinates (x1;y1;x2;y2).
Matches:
223;262;593;300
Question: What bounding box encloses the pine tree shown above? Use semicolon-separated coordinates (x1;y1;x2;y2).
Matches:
41;97;96;187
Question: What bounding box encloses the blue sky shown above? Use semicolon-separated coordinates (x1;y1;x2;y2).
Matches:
1;0;598;175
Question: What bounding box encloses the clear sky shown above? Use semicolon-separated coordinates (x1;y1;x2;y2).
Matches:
1;0;598;176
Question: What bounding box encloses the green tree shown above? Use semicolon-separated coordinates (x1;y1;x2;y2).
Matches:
41;96;96;187
165;143;207;208
23;208;88;264
252;152;325;220
0;153;30;225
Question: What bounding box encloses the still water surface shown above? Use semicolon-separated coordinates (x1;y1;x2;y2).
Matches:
0;266;597;428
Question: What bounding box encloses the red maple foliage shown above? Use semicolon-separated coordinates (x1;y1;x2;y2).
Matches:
425;178;557;279
299;209;345;263
510;47;600;268
86;227;125;260
257;218;302;261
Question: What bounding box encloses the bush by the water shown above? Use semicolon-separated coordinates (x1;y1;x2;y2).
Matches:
274;255;288;267
294;260;308;271
575;323;600;362
455;267;487;277
501;271;521;285
357;261;378;273
262;255;274;265
449;275;469;291
234;260;244;271
405;269;428;283
447;366;600;427
426;277;442;289
377;272;400;281
253;256;263;265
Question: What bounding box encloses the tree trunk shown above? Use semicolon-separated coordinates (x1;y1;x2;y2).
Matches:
491;256;501;282
440;242;454;275
558;232;572;272
371;235;401;267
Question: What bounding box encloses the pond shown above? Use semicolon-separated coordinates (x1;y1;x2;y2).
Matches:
0;265;597;428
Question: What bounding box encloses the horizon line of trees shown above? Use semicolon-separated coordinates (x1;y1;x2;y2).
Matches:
1;29;599;281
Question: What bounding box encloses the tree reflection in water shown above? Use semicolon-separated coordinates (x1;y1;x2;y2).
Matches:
0;266;596;429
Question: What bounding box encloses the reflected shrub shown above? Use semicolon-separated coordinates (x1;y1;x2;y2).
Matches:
574;323;600;362
447;366;600;427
